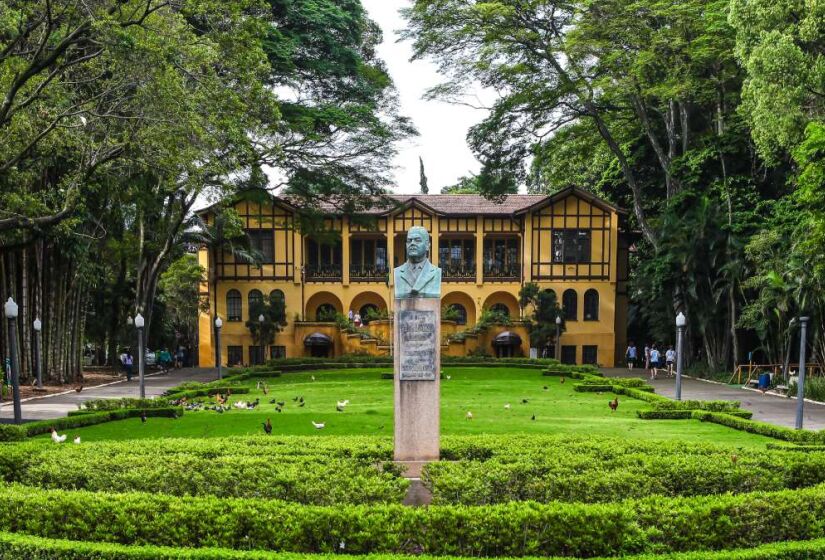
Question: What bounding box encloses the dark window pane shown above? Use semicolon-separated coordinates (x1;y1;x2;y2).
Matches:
227;346;243;366
561;345;577;365
583;345;598;365
563;289;577;321
584;289;599;321
227;290;242;322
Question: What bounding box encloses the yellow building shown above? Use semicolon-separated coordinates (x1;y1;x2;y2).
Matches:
197;186;630;367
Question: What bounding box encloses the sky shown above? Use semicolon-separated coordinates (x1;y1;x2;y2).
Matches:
361;0;488;194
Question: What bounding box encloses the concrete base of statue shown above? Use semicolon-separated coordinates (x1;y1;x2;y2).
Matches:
393;297;440;462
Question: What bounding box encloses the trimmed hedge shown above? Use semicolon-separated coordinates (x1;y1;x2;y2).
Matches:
4;532;825;560
6;483;825;555
77;398;173;412
573;383;614;392
165;386;250;399
637;409;753;420
693;411;825;444
0;408;183;442
653;400;741;412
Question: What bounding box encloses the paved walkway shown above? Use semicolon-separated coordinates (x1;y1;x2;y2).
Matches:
603;367;825;430
0;367;219;422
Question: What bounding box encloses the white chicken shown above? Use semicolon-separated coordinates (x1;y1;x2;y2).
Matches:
466;411;473;420
311;421;325;429
73;436;81;444
233;400;248;409
504;403;511;410
50;428;67;443
336;400;349;408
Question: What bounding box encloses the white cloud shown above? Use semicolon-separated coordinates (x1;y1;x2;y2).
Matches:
362;0;489;193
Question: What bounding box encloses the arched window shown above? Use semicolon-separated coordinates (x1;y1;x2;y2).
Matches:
269;290;286;323
316;303;337;321
449;304;468;325
490;303;510;319
584;289;599;321
563;289;578;321
227;289;242;322
248;289;263;319
359;304;379;324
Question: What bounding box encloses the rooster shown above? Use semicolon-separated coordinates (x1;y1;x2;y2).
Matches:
263;418;272;435
609;397;619;412
74;384;83;393
50;428;67;443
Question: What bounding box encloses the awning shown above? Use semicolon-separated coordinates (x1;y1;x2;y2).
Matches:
304;332;333;347
492;331;522;346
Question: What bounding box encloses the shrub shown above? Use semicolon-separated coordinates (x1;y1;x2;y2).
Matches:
6;484;825;555
78;398;173;411
0;409;183;442
573;383;614;392
692;411;825;444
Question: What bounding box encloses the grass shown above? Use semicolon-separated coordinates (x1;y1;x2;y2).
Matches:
55;367;775;447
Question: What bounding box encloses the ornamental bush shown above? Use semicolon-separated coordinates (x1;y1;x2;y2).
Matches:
5;484;825;555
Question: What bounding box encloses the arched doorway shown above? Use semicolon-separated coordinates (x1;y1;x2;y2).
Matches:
492;331;522;358
442;291;476;326
304;332;333;358
483;291;520;321
349;291;388;325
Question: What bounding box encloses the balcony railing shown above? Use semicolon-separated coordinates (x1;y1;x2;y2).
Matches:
350;265;389;282
441;264;477;282
483;263;521;281
305;265;342;282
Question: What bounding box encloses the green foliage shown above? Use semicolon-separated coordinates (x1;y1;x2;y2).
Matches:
520;282;564;349
0;408;184;442
789;377;825;403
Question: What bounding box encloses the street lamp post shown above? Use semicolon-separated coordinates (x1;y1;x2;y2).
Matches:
555;315;562;362
135;313;145;399
675;312;687;401
4;298;22;424
214;317;223;380
258;313;265;366
33;317;42;389
795;316;810;430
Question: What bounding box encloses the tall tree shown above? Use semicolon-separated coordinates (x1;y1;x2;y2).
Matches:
419;156;429;194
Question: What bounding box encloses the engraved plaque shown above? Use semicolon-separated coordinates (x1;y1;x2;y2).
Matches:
398;309;437;380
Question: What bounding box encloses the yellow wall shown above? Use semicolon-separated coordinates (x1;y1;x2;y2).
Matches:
198;193;627;367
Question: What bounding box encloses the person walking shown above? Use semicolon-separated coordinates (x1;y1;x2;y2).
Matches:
644;344;651;371
175;346;185;369
124;352;134;381
353;312;362;328
649;345;660;380
626;342;637;370
666;346;676;376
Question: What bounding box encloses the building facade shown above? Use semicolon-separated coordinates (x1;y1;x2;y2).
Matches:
197;187;630;367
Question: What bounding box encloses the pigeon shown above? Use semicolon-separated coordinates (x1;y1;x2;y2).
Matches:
445;375;452;380
299;396;304;403
140;411;147;423
292;396;299;402
311;421;325;429
531;414;536;421
73;436;81;444
522;399;529;404
466;411;473;420
276;401;285;407
263;418;272;435
543;386;549;391
50;428;67;443
269;399;277;404
299;401;306;408
275;406;282;413
504;403;511;410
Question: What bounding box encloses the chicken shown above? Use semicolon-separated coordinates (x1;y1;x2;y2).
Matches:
445;375;452;380
140;411;147;423
466;411;473;420
50;428;67;443
233;401;248;409
298;401;305;408
731;454;738;464
336;400;349;408
560;377;565;384
74;384;83;393
531;414;536;421
336;405;345;412
521;399;529;404
543;386;549;391
311;421;325;429
276;401;285;407
256;381;261;390
609;397;619;412
73;436;81;444
262;384;269;395
263;418;272;435
311;375;316;381
504;403;511;410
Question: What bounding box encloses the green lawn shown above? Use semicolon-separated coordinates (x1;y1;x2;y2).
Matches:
60;367;775;447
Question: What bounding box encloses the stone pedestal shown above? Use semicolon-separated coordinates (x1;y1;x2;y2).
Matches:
393;297;440;462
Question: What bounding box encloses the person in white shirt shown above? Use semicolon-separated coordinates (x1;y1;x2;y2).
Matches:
649;346;660;380
666;346;676;376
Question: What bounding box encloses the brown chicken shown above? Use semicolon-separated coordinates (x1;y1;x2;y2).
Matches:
609;397;619;412
560;377;565;384
74;384;83;393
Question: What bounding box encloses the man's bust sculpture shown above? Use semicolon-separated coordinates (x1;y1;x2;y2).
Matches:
394;226;442;299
